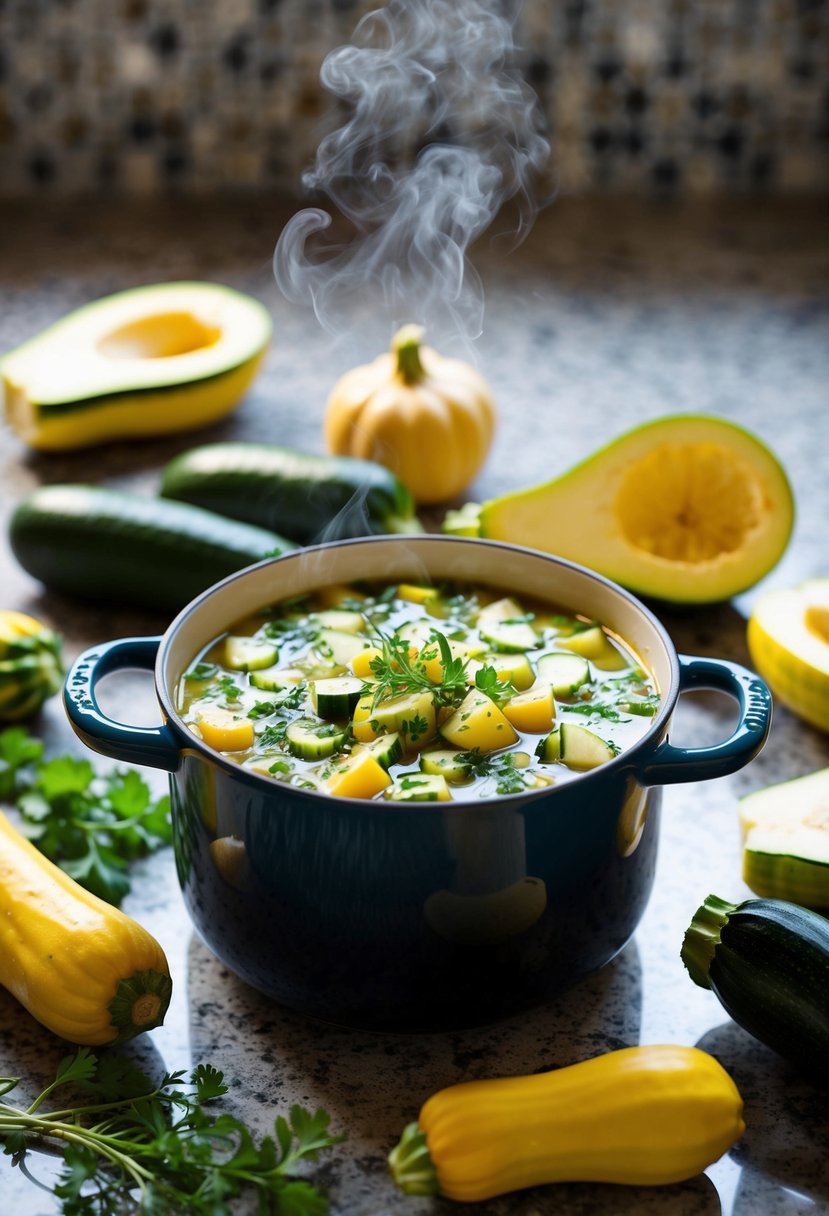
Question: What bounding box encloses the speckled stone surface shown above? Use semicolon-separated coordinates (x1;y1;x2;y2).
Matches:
0;195;827;1214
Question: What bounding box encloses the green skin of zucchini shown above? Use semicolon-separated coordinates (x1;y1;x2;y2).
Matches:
9;484;296;614
683;895;829;1079
159;443;422;544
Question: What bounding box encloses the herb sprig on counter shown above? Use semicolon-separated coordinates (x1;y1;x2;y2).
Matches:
0;725;171;906
0;1048;342;1216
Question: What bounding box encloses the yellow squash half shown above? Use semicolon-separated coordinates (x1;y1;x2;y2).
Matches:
0;810;172;1044
3;281;271;450
446;415;793;604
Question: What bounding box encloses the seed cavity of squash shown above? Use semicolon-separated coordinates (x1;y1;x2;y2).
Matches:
615;442;765;563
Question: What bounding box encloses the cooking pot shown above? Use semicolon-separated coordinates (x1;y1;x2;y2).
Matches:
64;537;771;1031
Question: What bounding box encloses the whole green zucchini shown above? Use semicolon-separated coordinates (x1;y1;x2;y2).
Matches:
682;893;829;1077
9;484;296;613
160;442;422;543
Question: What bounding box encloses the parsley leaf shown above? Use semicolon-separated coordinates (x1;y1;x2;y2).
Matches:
0;1049;343;1215
1;725;172;907
474;664;515;705
367;629;468;710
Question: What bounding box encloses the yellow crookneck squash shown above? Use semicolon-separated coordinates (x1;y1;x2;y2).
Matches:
324;324;495;505
388;1044;745;1201
0;810;172;1045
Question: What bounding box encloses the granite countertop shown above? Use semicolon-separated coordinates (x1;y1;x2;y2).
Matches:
0;195;827;1215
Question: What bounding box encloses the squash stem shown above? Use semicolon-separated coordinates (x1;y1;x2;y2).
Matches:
681;893;738;989
387;1121;439;1196
392;325;427;385
107;968;173;1043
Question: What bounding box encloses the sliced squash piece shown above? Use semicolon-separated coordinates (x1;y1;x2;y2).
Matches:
558;722;617;771
477;597;537;652
385;773;452;802
739;767;829;908
747;579;829;733
3;282;271;450
351;689;436;747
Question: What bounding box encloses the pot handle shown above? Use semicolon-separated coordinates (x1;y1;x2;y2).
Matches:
635;655;772;787
64;637;181;773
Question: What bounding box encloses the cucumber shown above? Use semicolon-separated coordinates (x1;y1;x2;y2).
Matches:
285;717;348;761
9;484;295;613
311;676;364;719
681;894;829;1078
160;442;422;543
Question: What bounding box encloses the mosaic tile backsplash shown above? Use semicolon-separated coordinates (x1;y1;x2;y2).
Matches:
1;0;827;199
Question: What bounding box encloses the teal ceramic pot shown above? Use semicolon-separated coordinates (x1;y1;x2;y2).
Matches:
65;537;771;1031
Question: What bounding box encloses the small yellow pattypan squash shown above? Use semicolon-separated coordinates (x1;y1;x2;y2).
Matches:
324;325;495;505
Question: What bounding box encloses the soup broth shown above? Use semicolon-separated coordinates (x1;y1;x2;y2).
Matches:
178;580;661;801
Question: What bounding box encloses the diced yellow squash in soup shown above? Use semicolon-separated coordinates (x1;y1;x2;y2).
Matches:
352;689;436;747
439;689;519;751
195;706;255;752
326;751;392;799
502;684;556;733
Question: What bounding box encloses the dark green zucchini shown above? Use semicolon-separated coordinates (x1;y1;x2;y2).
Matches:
160;442;422;543
9;484;296;613
681;893;829;1078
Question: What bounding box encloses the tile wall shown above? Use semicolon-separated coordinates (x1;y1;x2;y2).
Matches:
0;0;827;198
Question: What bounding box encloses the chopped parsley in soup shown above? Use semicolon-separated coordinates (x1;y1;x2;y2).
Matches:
178;581;661;801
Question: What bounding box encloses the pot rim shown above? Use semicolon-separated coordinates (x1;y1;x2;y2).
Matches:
155;535;681;808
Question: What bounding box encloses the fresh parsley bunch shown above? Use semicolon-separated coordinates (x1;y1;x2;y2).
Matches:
0;725;171;906
0;1048;342;1215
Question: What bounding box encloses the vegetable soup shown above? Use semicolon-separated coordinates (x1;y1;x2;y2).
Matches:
178;581;661;801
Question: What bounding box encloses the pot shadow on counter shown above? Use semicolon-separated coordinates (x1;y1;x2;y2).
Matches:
696;1022;829;1216
185;933;721;1216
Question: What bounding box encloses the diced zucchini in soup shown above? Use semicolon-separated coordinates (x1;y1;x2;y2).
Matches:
223;635;279;671
179;578;658;800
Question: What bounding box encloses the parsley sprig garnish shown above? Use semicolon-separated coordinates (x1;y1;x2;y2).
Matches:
456;748;537;795
473;666;515;705
0;726;171;907
366;630;469;709
0;1048;342;1215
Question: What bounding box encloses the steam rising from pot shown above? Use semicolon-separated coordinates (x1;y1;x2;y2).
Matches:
274;0;550;345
